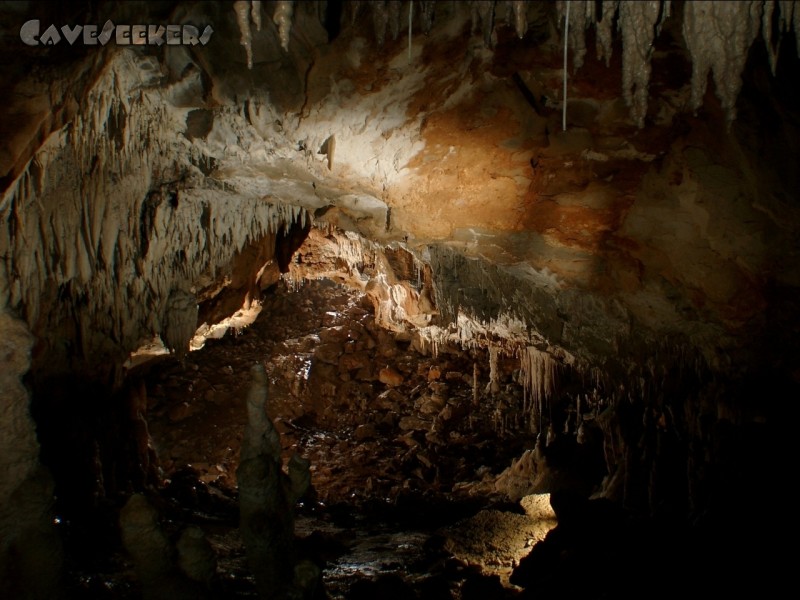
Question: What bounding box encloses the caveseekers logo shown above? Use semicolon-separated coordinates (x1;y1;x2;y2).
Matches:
20;19;214;46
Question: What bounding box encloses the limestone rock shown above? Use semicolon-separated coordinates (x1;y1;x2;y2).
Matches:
440;509;556;569
378;366;404;387
176;526;217;586
520;493;556;520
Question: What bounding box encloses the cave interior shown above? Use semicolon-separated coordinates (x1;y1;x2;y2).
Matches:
1;1;798;599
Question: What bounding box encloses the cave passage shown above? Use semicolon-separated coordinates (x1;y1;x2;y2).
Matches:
27;225;785;600
52;264;580;599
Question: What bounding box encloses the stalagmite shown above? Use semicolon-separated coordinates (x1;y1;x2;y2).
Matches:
577;419;587;444
237;364;314;599
120;494;206;600
176;526;217;587
0;312;63;600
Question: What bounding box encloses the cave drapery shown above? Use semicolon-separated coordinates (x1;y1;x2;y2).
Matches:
1;1;797;598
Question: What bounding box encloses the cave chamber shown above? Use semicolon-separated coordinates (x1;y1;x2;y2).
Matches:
1;1;797;598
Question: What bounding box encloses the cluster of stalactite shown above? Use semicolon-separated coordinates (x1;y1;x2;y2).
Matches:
233;0;800;127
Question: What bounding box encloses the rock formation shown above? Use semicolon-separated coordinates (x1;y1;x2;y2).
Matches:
237;363;316;599
0;0;795;595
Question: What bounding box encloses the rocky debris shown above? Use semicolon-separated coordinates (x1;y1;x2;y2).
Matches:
439;509;556;571
378;366;404;387
134;278;546;595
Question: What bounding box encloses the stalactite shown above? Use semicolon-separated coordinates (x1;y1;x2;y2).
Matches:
513;0;528;39
518;346;557;434
618;1;661;128
251;1;262;31
557;1;594;71
1;51;312;372
762;1;796;74
471;1;496;47
472;362;480;405
553;0;800;127
420;0;436;34
683;1;762;124
388;0;402;40
486;346;501;395
233;1;254;69
273;1;294;52
372;1;390;47
596;0;617;66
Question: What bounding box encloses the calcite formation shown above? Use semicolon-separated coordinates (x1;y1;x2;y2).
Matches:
0;1;796;595
237;363;314;599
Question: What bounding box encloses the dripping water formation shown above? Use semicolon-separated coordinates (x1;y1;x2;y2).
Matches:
1;1;797;599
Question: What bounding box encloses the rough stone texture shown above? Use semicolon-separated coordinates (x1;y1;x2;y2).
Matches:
0;2;796;594
0;311;62;600
0;311;39;514
519;493;556;520
176;525;218;587
440;509;556;569
120;493;208;600
0;466;63;600
237;363;314;599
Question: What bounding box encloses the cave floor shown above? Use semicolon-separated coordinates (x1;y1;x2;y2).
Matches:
67;279;546;599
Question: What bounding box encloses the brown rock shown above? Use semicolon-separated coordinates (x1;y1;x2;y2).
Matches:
416;394;446;415
338;351;371;372
314;342;342;365
354;423;378;440
399;416;431;431
378;366;404;387
374;389;403;410
319;326;348;343
168;402;193;422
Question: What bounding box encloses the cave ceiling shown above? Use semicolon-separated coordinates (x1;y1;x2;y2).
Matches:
1;0;799;385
